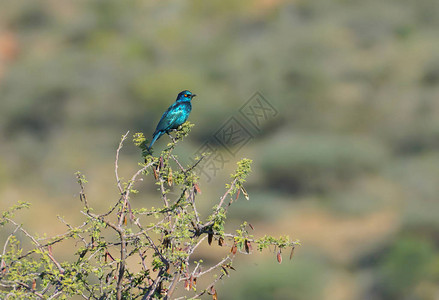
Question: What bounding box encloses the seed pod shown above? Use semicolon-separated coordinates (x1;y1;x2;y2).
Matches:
194;183;201;194
277;251;282;264
231;243;237;255
290;246;295;260
167;169;173;186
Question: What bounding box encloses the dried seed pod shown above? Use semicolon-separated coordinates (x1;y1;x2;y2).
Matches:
290;246;295;260
277;251;282;264
194;183;201;194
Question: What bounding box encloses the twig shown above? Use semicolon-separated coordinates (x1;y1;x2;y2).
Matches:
142;268;165;300
158;178;169;208
189;187;201;226
14;281;45;299
1;225;20;270
47;290;63;300
115;131;130;195
197;256;231;277
170;155;185;172
17;221;88;260
138;250;148;272
192;273;225;299
133;219;168;265
7;218;64;274
115;232;127;300
200;178;237;229
185;155;205;174
164;271;180;300
181;255;231;280
217;178;237;212
117;162;153;225
57;216;87;246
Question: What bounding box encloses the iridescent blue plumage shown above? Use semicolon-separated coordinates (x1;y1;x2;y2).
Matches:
148;90;196;151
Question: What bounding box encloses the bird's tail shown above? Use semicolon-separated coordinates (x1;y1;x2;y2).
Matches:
147;131;163;153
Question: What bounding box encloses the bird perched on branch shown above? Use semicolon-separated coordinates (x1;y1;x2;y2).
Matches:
148;90;196;151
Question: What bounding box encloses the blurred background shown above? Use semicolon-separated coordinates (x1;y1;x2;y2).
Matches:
1;0;439;299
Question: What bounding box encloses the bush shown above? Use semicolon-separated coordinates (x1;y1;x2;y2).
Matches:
0;123;299;299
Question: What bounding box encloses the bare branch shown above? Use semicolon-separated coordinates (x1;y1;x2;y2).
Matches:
164;271;180;300
143;268;165;300
115;131;130;195
1;224;20;269
185;155;205;174
7;218;64;274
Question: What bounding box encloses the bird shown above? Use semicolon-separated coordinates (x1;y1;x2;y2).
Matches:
148;90;196;152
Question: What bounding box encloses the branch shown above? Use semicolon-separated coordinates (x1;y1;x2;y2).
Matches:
1;224;20;271
185;155;205;174
164;271;180;300
170;155;185;172
217;178;237;212
11;281;45;299
142;268;165;300
7;218;64;274
196;256;231;277
115;131;130;195
115;232;127;300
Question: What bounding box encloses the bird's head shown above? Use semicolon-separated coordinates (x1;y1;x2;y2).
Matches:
176;90;196;102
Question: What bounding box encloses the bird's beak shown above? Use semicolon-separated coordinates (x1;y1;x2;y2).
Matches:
192;94;197;99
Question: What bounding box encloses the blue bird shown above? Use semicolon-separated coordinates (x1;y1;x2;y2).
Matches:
148;90;196;151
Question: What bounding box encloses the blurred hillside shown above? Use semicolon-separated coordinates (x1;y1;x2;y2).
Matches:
1;1;439;299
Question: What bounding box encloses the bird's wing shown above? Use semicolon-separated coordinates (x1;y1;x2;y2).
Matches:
154;103;187;134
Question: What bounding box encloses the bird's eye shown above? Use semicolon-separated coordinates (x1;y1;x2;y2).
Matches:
185;94;190;97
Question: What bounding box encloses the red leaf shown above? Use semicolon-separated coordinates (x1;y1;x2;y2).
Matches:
189;275;194;289
106;251;115;262
235;189;240;201
194;183;201;194
277;251;282;264
1;260;6;272
184;280;190;291
218;237;224;246
159;156;164;169
231;243;237;255
32;279;36;290
153;166;159;180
